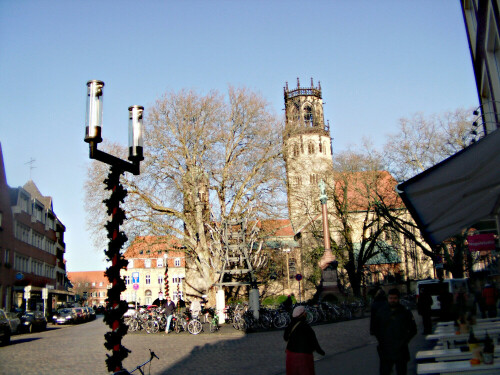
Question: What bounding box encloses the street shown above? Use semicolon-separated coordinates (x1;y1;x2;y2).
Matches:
0;313;429;375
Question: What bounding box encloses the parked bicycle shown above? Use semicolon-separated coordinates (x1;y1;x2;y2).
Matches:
113;349;159;375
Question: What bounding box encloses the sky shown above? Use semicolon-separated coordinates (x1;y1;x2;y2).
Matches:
0;0;479;272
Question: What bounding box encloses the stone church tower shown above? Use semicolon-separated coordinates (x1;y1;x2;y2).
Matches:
283;78;334;230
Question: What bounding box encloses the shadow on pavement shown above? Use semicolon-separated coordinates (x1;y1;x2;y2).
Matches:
9;337;41;346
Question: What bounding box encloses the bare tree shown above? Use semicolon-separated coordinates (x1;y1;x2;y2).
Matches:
384;108;475;182
85;87;287;300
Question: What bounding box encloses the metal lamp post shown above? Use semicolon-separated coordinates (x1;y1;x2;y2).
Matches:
84;80;144;373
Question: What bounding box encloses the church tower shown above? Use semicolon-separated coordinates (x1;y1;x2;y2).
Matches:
283;78;334;230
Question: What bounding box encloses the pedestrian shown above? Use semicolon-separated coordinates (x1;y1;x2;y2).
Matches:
163;296;175;334
370;288;388;336
482;282;499;318
372;288;417;375
417;289;433;334
438;284;453;322
283;306;325;375
282;294;294;313
190;297;202;318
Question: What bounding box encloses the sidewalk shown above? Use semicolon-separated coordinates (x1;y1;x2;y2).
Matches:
312;312;432;375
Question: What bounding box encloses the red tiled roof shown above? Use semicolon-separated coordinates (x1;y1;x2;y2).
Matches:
333;170;402;211
124;236;184;258
67;271;107;284
258;219;294;237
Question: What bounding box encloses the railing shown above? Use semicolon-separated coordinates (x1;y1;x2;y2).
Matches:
285;87;322;99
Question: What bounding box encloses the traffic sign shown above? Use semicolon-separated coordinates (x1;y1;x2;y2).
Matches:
15;272;24;281
295;274;303;281
132;272;139;283
133;283;139;290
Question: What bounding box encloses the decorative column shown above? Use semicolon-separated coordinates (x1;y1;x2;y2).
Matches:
84;80;144;373
317;180;339;296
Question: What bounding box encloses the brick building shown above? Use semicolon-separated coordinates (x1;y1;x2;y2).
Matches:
67;271;110;307
121;236;186;306
0;143;72;313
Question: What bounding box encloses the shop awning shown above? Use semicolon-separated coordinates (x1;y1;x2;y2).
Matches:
397;128;500;245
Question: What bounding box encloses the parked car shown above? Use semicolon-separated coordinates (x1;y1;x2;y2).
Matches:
52;308;78;325
86;307;96;321
20;311;47;333
6;312;21;334
0;309;11;345
72;307;85;323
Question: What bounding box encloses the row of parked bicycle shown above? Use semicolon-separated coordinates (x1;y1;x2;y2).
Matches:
124;299;366;335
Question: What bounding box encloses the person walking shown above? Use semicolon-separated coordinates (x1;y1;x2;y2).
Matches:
482;282;499;318
370;288;388;336
284;306;325;375
372;288;417;375
163;296;175;334
417;289;433;334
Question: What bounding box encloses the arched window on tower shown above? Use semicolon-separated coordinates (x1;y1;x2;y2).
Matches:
304;105;313;127
293;143;299;157
318;141;322;153
308;143;314;154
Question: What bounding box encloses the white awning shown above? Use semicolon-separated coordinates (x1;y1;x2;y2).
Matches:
397;128;500;245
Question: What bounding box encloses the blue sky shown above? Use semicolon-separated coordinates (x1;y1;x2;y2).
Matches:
0;1;478;272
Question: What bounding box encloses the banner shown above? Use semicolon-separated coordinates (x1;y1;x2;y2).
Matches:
467;233;496;252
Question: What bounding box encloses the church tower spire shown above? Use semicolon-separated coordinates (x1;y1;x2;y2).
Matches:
283;78;333;230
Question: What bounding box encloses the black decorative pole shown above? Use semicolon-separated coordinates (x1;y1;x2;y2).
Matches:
84;80;144;373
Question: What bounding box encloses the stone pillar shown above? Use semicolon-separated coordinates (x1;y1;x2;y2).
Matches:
216;289;226;324
249;288;260;319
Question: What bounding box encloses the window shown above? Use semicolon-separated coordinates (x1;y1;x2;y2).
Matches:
174;258;181;267
173;277;183;284
157;258;163;267
318;141;322;153
99;282;103;286
308;143;314;154
145;259;151;268
47;215;54;230
85;282;89;287
92;282;96;287
4;249;9;264
128;259;134;269
19;194;29;212
0;211;2;228
158;275;163;284
145;275;151;284
310;174;318;185
125;276;131;285
293;144;299;157
304;105;313;126
34;204;43;222
15;222;31;244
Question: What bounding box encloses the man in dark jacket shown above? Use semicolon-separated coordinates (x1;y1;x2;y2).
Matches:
373;288;417;375
417;289;433;334
163;296;175;334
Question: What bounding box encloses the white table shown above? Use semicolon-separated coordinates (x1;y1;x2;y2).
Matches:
416;347;500;362
426;328;500;347
417;360;500;374
437;318;500;327
435;322;500;334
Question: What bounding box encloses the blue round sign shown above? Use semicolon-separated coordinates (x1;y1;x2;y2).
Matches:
295;274;303;281
15;272;24;280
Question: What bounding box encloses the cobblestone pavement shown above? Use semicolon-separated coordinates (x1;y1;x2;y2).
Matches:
0;312;429;375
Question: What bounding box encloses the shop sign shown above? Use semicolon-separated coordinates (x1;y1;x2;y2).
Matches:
467;233;496;252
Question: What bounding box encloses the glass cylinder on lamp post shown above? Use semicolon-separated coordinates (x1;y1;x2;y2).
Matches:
85;80;104;143
128;105;144;161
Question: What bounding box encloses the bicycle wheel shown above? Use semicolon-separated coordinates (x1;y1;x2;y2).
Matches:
209;321;217;333
145;320;155;334
129;319;139;332
273;314;287;329
188;320;202;335
151;321;160;334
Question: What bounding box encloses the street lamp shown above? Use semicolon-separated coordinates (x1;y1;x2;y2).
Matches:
282;246;291;291
84;80;143;373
